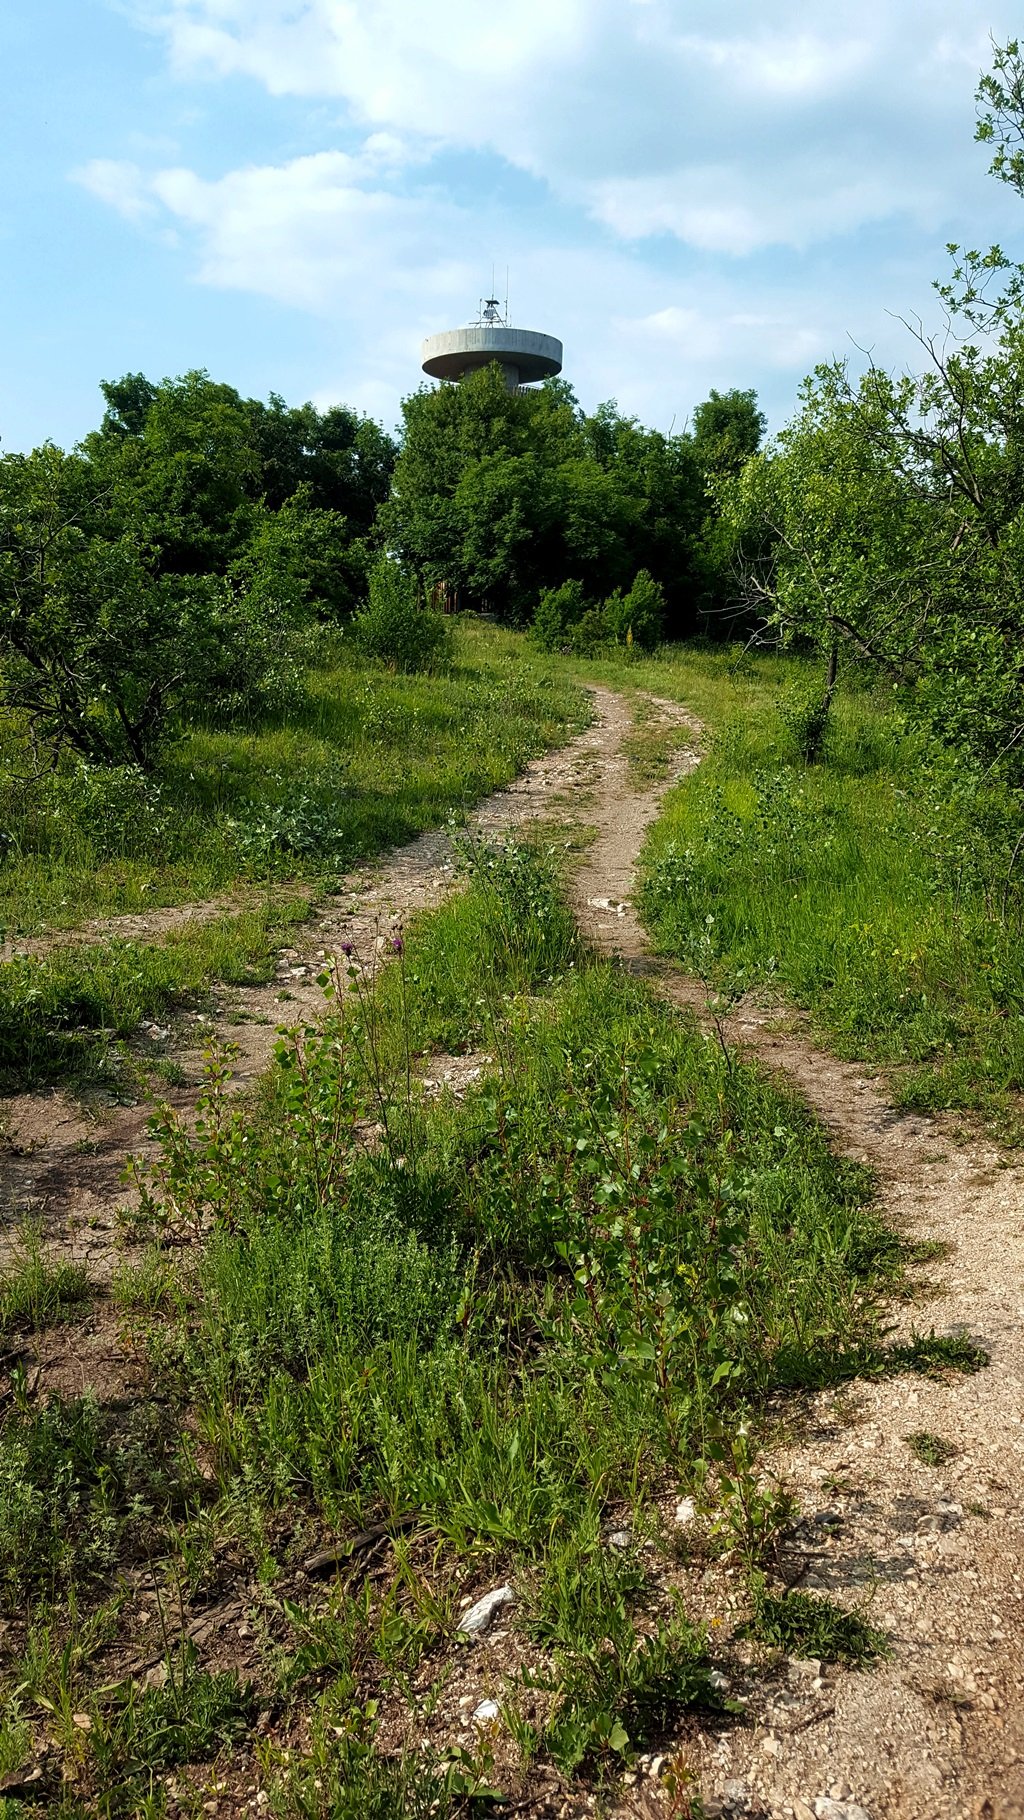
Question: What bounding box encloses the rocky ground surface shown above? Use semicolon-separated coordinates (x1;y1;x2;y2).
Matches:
2;687;1022;1817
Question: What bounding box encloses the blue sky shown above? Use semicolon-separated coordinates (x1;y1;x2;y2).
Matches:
2;1;1021;451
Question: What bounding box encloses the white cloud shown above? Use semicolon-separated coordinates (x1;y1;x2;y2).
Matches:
128;0;1018;256
76;0;1024;436
74;158;157;222
591;162;940;255
88;143;469;313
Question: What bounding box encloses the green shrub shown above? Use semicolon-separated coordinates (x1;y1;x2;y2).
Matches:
530;580;589;652
603;569;665;650
779;680;833;763
567;605;611;655
352;561;451;672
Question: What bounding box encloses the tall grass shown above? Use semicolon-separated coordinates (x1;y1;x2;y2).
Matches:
565;642;1024;1126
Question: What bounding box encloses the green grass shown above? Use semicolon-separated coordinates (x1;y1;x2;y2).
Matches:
0;621;587;940
0;898;311;1089
89;1646;254;1791
0;1238;91;1333
906;1430;958;1467
743;1581;888;1666
559;641;1024;1130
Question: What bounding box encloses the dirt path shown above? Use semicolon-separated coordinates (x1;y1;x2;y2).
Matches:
560;702;1024;1820
4;687;1023;1816
0;690;635;1281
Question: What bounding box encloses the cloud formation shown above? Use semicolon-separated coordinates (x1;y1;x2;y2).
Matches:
73;0;1023;431
135;0;1004;253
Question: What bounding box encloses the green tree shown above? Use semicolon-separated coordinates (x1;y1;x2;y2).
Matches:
385;368;715;634
712;40;1024;777
0;444;285;769
86;371;396;584
691;388;766;480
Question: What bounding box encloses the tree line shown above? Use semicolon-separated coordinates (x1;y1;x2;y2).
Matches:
4;41;1023;787
0;361;762;768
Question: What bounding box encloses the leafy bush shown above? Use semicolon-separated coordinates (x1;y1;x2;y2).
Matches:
779;680;833;764
352;560;451;672
238;483;365;621
603;569;665;649
532;571;664;654
530;580;589;651
0;444;297;768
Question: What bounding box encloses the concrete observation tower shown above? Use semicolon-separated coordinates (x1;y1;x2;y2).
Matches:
421;295;562;392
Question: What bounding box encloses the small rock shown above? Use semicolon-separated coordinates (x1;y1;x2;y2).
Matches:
814;1800;872;1820
709;1669;730;1693
473;1699;500;1723
794;1803;816;1820
675;1496;697;1526
608;1529;633;1549
706;1780;770;1818
457;1586;514;1636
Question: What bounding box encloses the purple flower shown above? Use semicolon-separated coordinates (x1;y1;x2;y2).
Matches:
340;940;354;958
391;933;404;955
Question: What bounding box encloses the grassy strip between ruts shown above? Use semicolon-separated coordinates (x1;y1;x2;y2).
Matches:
0;837;933;1816
0;621;587;941
561;643;1024;1134
0;898;312;1091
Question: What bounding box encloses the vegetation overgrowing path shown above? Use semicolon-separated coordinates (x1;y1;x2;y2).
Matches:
0;688;650;1286
561;697;1024;1819
3;685;1024;1817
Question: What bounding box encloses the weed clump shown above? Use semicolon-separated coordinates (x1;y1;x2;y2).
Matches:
887;1330;990;1378
0;1238;90;1332
744;1580;888;1666
89;1646;254;1787
906;1430;958;1466
0;1395;194;1598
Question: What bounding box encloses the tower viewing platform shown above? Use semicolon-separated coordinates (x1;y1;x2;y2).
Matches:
421;298;562;390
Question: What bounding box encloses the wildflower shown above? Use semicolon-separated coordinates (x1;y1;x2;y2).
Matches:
391;932;404;955
340;940;354;957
